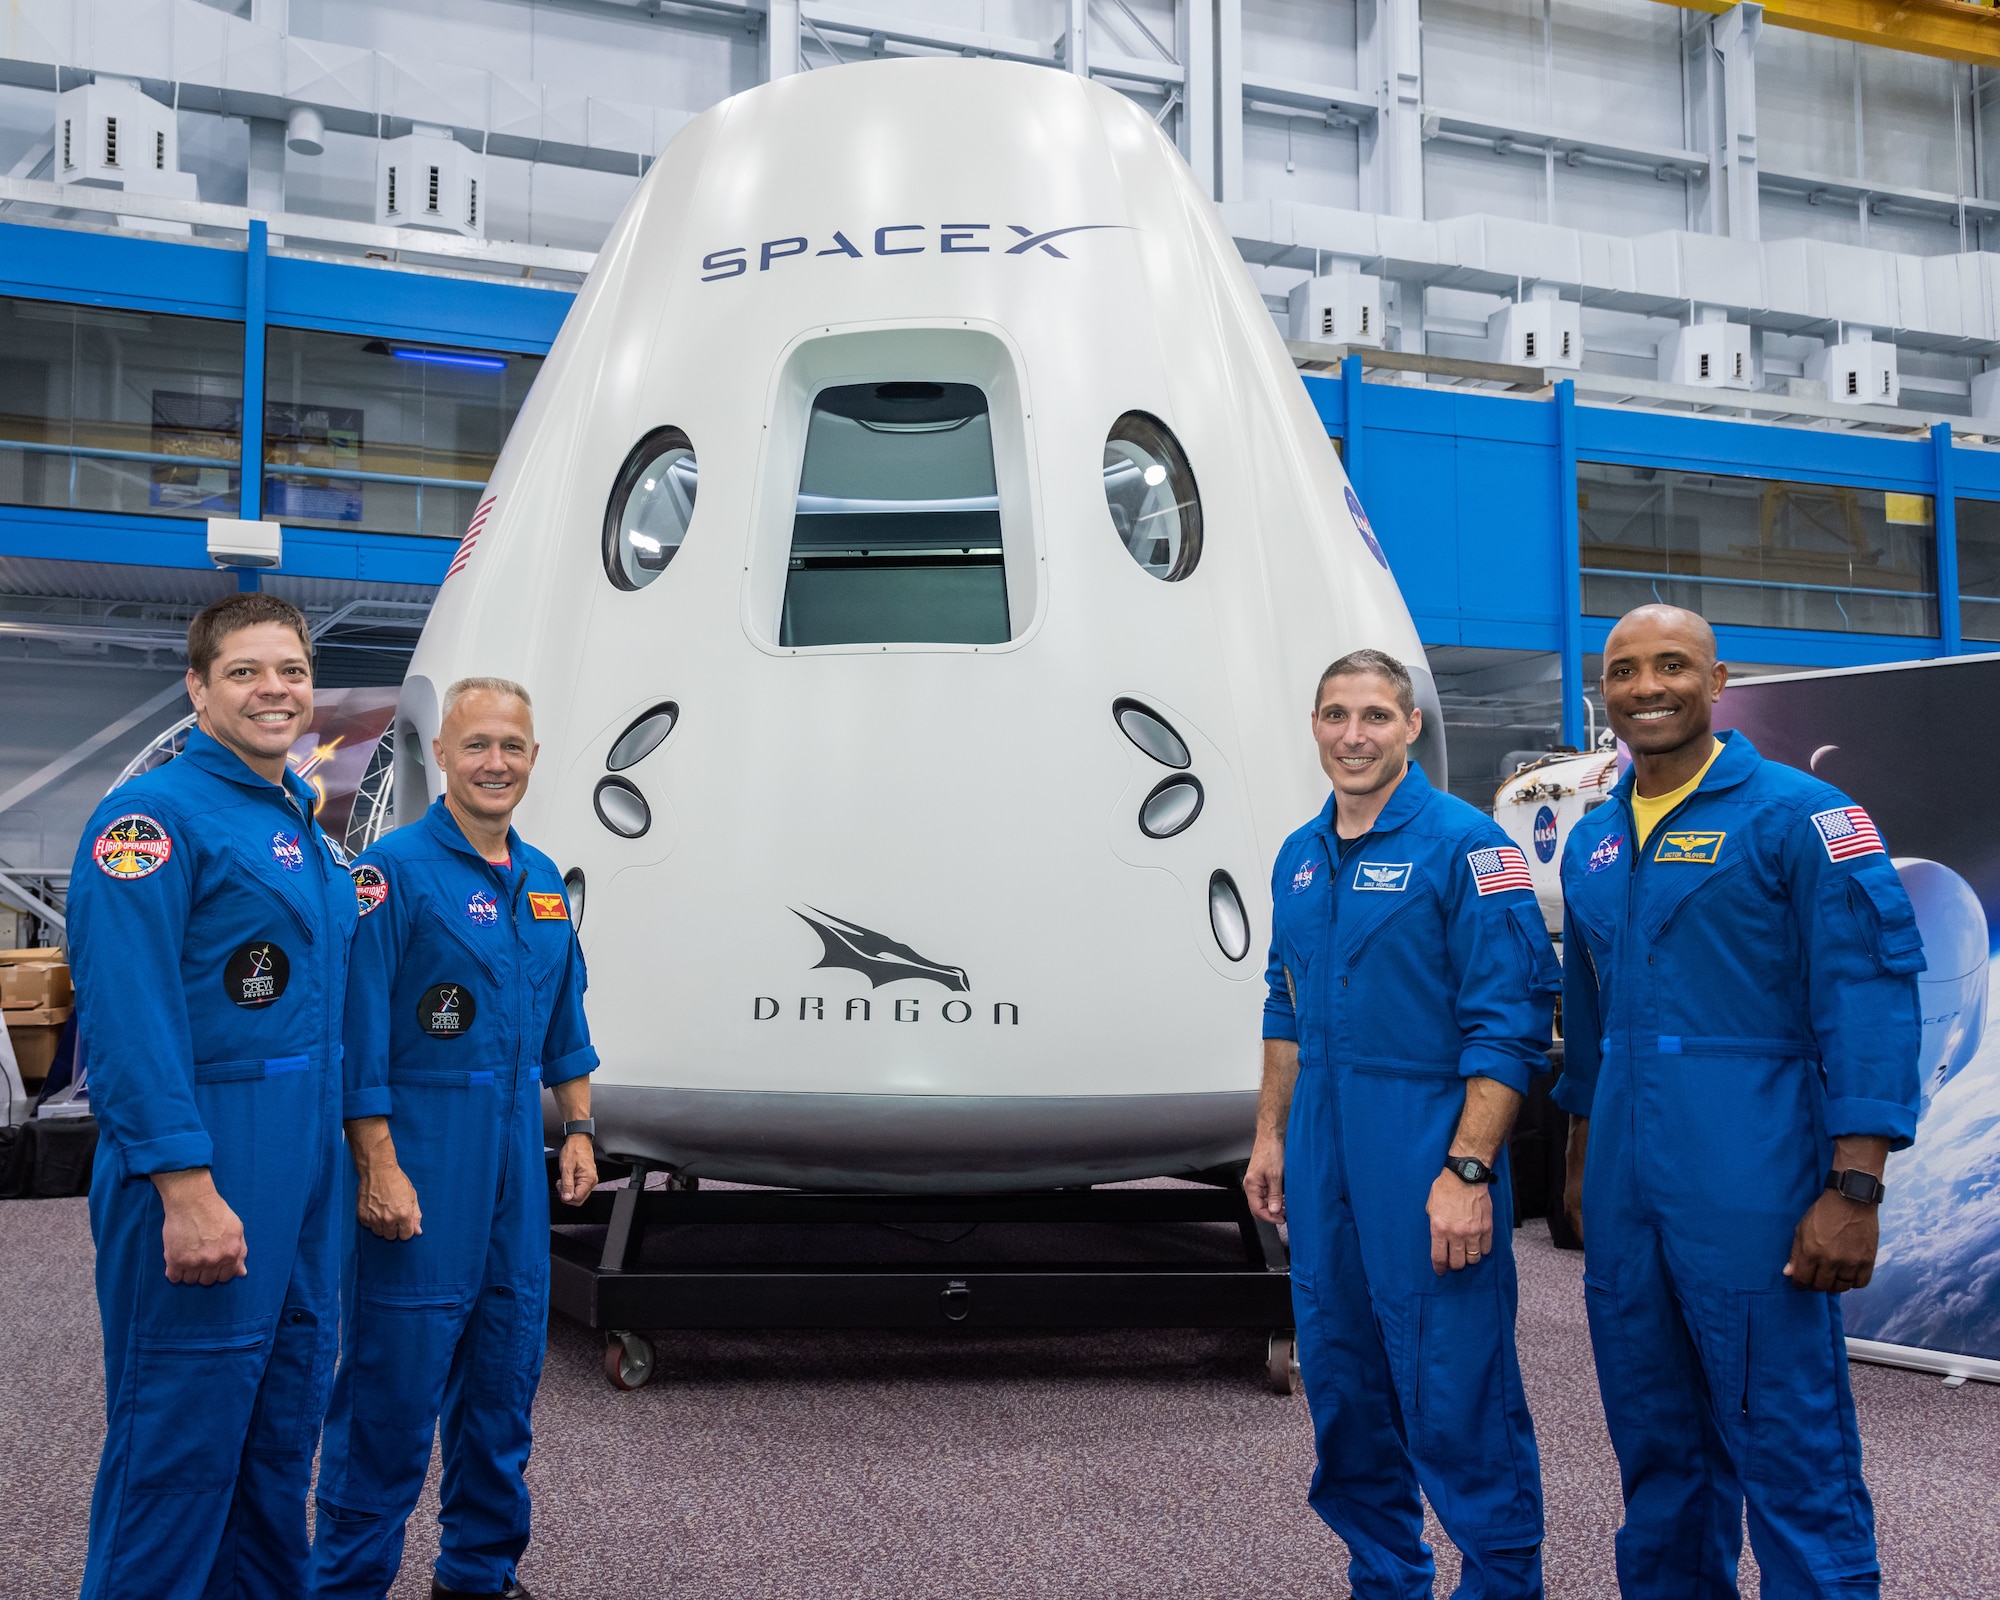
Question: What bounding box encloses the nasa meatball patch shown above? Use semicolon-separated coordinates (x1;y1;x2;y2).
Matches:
269;830;305;873
351;864;388;917
224;940;290;1009
464;890;500;927
417;982;476;1038
93;814;172;880
1289;858;1319;894
1586;833;1624;873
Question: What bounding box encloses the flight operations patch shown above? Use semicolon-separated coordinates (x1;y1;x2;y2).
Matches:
93;814;172;880
351;864;388;917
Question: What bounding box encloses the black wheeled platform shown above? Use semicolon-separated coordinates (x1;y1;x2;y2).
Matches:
549;1160;1297;1389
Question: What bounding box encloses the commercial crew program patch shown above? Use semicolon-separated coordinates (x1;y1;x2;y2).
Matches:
1812;805;1884;862
1467;845;1534;896
223;940;290;1009
528;891;569;921
1653;830;1726;865
351;864;388;917
93;814;172;880
417;982;476;1038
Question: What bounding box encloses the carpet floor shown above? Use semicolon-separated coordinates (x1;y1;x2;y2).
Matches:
1;1196;1992;1599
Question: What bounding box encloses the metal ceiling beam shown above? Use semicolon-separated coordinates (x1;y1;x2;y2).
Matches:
1650;0;2000;69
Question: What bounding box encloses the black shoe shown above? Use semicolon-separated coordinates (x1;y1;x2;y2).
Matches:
430;1580;535;1600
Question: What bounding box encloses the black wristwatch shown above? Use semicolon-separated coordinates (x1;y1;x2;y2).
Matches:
1444;1154;1498;1186
561;1118;596;1139
1826;1169;1886;1205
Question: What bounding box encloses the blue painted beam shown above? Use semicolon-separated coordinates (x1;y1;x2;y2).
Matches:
1934;421;1961;657
0;505;453;586
1555;380;1584;748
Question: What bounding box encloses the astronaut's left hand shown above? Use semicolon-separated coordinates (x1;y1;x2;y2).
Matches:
1427;1168;1495;1275
557;1134;598;1207
1784;1191;1879;1293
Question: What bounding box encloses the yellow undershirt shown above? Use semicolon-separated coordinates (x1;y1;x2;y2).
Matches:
1631;737;1723;849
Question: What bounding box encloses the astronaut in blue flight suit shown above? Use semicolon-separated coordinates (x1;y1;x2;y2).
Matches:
311;676;598;1600
1556;604;1923;1600
69;593;357;1600
1246;649;1559;1600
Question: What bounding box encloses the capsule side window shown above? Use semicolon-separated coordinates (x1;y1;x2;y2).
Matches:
1102;412;1201;581
604;427;698;591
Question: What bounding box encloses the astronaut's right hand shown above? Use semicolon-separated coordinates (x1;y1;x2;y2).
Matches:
1244;1134;1286;1224
356;1159;423;1241
152;1168;250;1285
345;1115;423;1240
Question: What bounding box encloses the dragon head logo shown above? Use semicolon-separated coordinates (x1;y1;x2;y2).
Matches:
792;908;970;992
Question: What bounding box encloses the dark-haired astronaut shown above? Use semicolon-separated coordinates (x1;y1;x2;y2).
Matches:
1247;648;1557;1600
311;676;597;1600
70;593;356;1600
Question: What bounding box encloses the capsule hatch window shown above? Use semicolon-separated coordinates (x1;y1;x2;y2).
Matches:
781;381;1008;647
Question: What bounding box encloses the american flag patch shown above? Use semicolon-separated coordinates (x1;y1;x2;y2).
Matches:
1811;806;1884;862
444;494;496;582
1467;844;1534;896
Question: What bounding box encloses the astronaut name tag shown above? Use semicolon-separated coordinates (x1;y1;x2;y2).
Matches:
224;940;290;1009
1352;861;1412;892
528;891;569;921
417;982;477;1038
1653;830;1725;865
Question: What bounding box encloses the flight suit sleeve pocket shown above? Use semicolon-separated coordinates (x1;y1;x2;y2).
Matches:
127;1330;268;1493
1844;873;1926;976
1505;902;1562;995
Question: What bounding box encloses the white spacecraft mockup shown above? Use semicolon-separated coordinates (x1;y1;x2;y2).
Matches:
1892;858;1989;1116
1495;746;1620;936
398;57;1441;1190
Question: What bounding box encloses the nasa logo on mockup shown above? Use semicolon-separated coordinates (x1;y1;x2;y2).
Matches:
1533;806;1559;863
700;223;1123;281
753;909;1020;1026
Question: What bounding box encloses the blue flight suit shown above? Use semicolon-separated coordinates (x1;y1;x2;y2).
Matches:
1267;763;1559;1600
69;727;356;1600
311;797;597;1598
1554;732;1923;1600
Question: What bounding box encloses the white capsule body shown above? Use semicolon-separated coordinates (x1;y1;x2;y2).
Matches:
401;58;1437;1189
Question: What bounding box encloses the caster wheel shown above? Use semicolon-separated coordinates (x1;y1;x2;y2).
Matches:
604;1330;656;1391
1267;1331;1301;1396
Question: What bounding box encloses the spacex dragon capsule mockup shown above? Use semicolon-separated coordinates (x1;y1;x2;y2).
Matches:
397;57;1442;1190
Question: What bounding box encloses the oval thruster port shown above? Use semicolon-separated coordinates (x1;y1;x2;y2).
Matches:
1112;698;1190;769
593;777;651;839
941;1282;972;1323
1209;870;1250;961
1139;774;1204;838
562;868;586;927
606;702;679;771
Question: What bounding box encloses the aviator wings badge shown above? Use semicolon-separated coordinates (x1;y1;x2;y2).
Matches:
792;908;971;992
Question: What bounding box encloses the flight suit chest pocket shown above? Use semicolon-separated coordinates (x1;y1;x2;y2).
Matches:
424;906;501;984
1641;858;1747;942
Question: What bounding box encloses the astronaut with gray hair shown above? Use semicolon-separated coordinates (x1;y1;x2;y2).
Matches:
311;677;599;1600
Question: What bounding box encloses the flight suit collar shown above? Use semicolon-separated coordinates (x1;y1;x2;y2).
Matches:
1606;728;1761;806
180;724;318;811
1313;758;1434;844
422;794;523;870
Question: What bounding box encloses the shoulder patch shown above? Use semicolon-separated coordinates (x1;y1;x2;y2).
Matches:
527;890;569;922
351;863;389;917
1811;805;1884;862
93;813;173;880
1467;844;1534;896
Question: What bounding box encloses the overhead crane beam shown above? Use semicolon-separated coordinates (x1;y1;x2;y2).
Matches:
1651;0;2000;69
